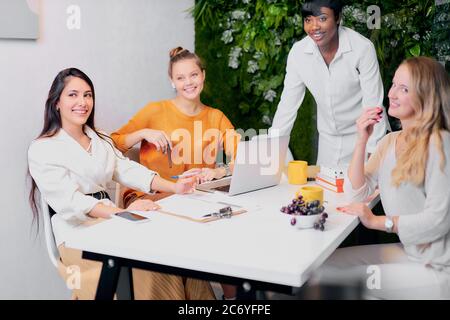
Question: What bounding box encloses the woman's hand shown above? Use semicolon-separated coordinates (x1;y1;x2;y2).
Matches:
140;129;172;154
356;107;383;143
173;177;197;194
126;199;161;211
180;168;225;183
198;168;225;183
180;168;203;178
337;203;376;229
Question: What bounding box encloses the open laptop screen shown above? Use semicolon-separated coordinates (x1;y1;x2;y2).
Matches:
197;135;290;196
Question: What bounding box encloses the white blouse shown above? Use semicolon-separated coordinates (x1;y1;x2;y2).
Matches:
270;26;388;167
28;126;157;245
345;131;450;273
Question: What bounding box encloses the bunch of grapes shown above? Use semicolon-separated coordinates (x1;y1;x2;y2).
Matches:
280;195;328;231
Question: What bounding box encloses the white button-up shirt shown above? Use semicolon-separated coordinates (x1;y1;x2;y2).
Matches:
271;26;388;167
28;126;157;245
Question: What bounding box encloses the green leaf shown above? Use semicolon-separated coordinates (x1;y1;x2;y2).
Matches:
254;36;267;52
258;103;270;115
409;44;421;57
255;79;272;95
258;57;268;71
281;28;294;41
426;5;434;18
243;80;253;94
229;73;238;88
243;40;253;52
267;4;281;16
264;16;275;28
269;75;284;88
238;102;250;114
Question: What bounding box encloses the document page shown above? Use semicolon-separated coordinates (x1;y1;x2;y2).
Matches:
156;194;229;220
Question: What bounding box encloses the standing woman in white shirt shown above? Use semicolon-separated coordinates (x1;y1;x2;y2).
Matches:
270;0;388;167
322;57;450;299
28;68;215;300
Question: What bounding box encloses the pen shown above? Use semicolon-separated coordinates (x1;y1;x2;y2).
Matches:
202;206;232;218
202;213;214;218
170;172;199;179
167;144;172;168
171;169;202;179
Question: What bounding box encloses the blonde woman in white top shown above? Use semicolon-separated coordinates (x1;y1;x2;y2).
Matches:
28;68;215;300
317;57;450;299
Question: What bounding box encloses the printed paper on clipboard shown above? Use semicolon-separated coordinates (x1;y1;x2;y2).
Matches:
155;194;247;222
186;191;262;211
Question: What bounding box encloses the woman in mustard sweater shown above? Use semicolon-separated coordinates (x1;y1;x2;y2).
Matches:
111;47;240;299
112;47;239;205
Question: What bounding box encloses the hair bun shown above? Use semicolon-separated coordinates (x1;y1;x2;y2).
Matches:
170;47;188;59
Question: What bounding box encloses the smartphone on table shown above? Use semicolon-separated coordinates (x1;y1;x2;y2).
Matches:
114;211;150;223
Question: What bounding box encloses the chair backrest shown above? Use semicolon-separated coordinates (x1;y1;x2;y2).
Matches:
115;146;141;208
41;194;59;268
126;146;141;162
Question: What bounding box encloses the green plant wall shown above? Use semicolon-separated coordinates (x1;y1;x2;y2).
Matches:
194;0;448;163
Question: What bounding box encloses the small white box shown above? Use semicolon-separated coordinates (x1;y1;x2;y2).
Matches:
319;165;345;179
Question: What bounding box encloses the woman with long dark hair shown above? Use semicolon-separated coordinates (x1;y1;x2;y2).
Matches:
28;68;215;300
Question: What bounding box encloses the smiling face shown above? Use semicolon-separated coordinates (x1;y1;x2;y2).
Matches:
57;76;93;130
171;58;205;101
388;64;417;127
303;7;339;50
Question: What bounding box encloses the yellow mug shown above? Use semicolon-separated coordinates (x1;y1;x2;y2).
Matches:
288;160;308;185
297;186;324;205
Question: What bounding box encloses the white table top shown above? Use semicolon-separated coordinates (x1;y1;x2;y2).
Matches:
65;176;377;288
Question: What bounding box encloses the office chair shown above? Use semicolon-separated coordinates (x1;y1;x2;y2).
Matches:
115;146;140;207
41;194;133;299
41;194;60;268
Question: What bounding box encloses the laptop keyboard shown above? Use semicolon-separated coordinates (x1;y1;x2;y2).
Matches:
213;185;231;192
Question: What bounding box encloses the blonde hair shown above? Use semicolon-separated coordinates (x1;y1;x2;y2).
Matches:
168;47;204;77
392;57;450;187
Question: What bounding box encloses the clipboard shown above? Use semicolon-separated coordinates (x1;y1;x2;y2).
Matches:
154;195;247;223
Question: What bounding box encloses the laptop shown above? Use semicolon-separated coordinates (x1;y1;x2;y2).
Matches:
196;135;290;196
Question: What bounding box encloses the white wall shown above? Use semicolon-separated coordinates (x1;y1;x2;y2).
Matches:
0;0;194;299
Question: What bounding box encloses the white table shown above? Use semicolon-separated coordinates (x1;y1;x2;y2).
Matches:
64;176;379;299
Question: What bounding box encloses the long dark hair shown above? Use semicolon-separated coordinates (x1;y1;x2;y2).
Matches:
28;68;112;227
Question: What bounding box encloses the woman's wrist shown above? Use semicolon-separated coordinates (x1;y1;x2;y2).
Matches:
216;164;231;178
369;215;385;231
124;129;147;149
137;128;149;141
88;203;122;219
150;175;174;194
215;167;227;179
355;138;368;148
171;181;177;194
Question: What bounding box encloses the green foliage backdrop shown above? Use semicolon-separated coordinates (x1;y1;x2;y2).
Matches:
193;0;448;163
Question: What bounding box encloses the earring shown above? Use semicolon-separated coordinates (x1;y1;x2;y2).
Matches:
171;82;176;90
